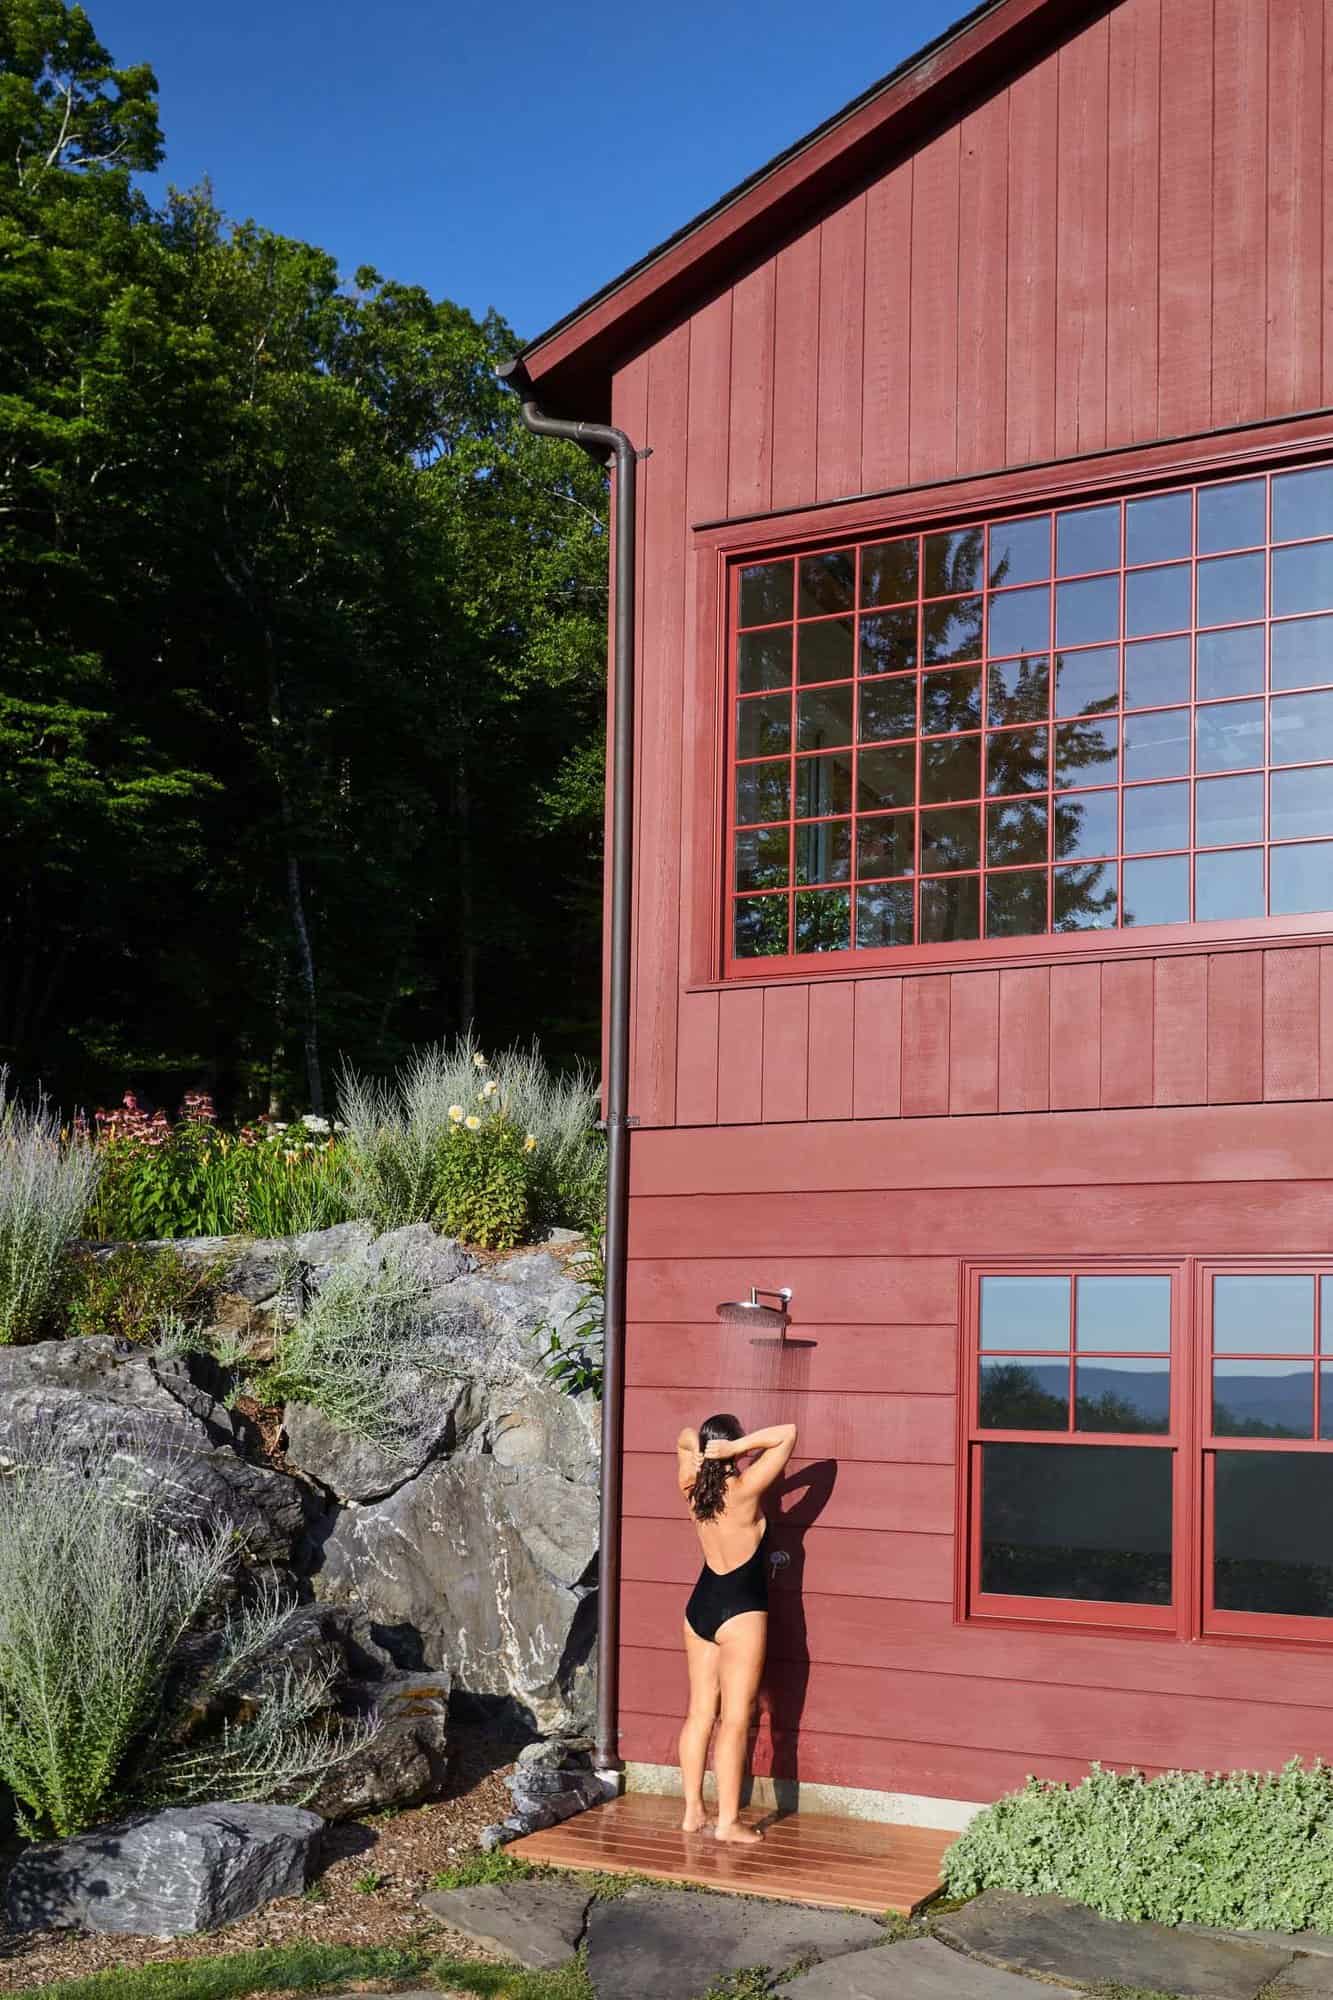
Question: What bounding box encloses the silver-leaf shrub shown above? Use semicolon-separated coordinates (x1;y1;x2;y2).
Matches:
0;1431;370;1838
944;1760;1333;1931
0;1070;100;1344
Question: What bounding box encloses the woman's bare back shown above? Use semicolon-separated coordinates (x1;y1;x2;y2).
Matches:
692;1487;765;1574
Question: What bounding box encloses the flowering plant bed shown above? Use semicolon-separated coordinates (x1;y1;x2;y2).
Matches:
87;1094;355;1243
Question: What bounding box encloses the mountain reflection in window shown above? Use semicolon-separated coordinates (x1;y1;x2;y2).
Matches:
980;1359;1169;1434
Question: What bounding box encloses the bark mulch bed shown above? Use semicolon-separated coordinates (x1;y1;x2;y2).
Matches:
0;1731;523;1993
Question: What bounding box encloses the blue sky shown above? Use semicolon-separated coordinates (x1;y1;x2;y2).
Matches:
95;0;964;344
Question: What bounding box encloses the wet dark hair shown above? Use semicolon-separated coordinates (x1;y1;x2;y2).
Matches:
689;1413;745;1522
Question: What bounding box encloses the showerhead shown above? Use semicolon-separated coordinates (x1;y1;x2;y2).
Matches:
715;1287;793;1333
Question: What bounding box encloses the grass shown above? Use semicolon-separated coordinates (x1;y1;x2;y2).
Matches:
429;1951;593;2000
429;1852;661;1903
12;1942;433;2000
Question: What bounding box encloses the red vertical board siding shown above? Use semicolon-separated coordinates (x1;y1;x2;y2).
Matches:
998;966;1051;1112
1263;949;1321;1101
1157;0;1214;437
808;981;855;1121
852;978;903;1119
762;984;810;1123
956;91;1009;477
727;262;774;518
716;987;764;1126
633;324;689;1130
679;289;731;1003
1266;0;1325;416
1323;947;1333;1095
1004;54;1059;466
861;161;913;493
770;230;822;514
948;971;1000;1116
1153;954;1209;1105
676;991;720;1126
1210;0;1268;432
1207;951;1265;1103
1049;963;1102;1110
1105;0;1162;445
908;125;961;487
901;976;950;1118
1099;959;1154;1108
1054;16;1110;458
816;196;867;503
610;355;649;1112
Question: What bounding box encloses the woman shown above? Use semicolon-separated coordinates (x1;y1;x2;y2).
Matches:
675;1412;798;1843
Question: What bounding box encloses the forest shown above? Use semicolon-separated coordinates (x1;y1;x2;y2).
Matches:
1;0;610;1118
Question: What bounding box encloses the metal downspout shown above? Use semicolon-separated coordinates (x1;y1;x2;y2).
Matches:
496;358;639;1782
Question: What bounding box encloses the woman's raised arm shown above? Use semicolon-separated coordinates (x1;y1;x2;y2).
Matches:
705;1422;798;1496
676;1426;702;1495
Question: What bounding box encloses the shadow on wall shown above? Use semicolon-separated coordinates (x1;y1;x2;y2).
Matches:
754;1454;838;1817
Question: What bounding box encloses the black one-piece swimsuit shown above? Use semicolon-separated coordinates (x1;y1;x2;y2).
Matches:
685;1526;770;1643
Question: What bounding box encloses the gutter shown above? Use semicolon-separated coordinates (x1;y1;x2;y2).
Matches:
495;357;640;1784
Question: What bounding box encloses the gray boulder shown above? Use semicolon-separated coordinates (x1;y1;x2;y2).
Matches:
0;1340;304;1563
313;1453;598;1733
5;1803;323;1936
282;1396;458;1503
307;1670;451;1820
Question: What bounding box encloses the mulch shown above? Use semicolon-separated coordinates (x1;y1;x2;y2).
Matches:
0;1732;523;1993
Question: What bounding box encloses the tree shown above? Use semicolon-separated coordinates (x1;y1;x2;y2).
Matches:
1;0;610;1116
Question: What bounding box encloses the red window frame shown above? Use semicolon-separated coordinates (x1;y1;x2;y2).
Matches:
959;1257;1333;1647
720;451;1333;981
1198;1261;1333;1645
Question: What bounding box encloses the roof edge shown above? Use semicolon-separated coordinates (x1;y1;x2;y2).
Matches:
520;0;1105;420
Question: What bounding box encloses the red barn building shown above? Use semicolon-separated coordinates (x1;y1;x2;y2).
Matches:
518;0;1333;1826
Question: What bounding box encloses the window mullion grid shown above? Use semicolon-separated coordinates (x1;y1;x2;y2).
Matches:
731;463;1333;969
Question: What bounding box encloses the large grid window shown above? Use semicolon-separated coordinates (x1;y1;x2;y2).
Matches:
965;1263;1333;1643
730;462;1333;963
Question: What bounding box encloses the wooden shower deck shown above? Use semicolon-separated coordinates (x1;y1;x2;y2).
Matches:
509;1794;956;1915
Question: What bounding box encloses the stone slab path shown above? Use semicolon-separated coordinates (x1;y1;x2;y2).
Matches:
584;1886;885;2000
781;1934;1063;1997
935;1890;1297;1999
392;1874;1333;1999
419;1878;592;1970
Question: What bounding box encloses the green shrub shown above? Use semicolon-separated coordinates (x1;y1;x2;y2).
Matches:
541;1235;604;1397
0;1434;370;1838
943;1759;1333;1931
340;1035;603;1240
265;1254;448;1460
432;1113;532;1249
62;1245;225;1343
0;1071;100;1345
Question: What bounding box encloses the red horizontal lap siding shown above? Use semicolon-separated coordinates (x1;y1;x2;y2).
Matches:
617;1707;1125;1802
630;1183;1333;1259
622;1581;1333;1709
617;1645;1333;1780
623;1455;958;1533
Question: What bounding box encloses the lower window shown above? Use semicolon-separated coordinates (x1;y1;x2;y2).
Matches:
964;1263;1333;1642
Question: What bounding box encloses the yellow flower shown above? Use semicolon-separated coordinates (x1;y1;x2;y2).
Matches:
465;1115;481;1131
482;1079;499;1099
448;1104;464;1122
523;1134;538;1153
472;1053;487;1070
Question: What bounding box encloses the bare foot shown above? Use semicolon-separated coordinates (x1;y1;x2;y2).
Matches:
681;1806;710;1833
713;1821;764;1845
